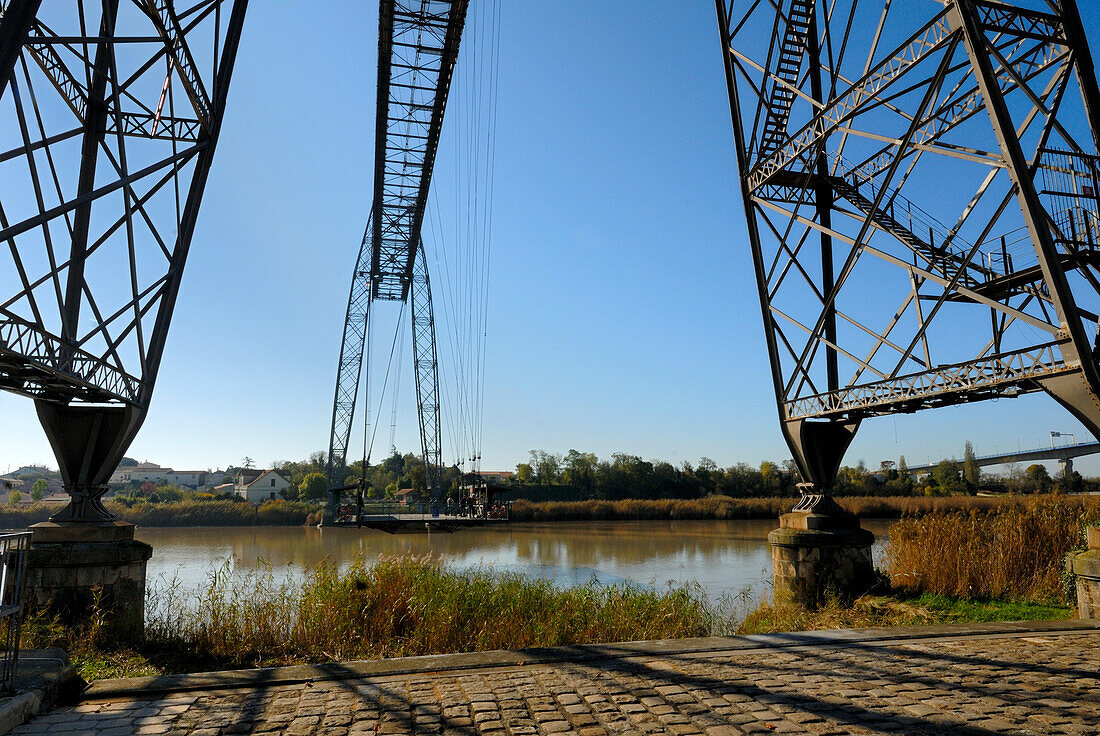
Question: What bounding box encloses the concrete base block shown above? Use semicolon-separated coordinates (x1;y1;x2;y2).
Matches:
1072;525;1100;619
769;511;875;607
25;522;152;642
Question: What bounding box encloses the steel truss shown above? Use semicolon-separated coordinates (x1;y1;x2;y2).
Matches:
716;0;1100;501
326;0;468;509
0;0;246;520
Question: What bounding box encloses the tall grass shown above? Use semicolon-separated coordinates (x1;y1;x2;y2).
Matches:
888;498;1100;603
5;493;1095;529
509;494;1100;522
509;496;795;521
35;554;711;673
0;499;321;528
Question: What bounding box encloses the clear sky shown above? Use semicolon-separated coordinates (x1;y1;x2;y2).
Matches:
4;1;1100;477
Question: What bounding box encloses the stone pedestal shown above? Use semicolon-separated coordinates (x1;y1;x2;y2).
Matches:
768;509;875;607
25;521;152;642
1071;525;1100;618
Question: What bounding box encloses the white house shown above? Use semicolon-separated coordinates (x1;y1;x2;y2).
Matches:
170;470;207;489
110;462;172;485
235;469;291;504
109;463;207;489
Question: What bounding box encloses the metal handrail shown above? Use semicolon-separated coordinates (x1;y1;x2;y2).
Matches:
0;532;31;693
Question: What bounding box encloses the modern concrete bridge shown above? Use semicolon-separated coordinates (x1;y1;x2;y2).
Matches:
907;440;1100;477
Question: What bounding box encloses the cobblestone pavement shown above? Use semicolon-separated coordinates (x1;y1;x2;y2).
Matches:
13;630;1100;735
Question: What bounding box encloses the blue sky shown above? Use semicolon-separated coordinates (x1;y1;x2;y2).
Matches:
4;1;1100;477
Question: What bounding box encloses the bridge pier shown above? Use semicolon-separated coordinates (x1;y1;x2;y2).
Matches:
770;419;875;607
1059;456;1074;479
1071;526;1100;619
25;402;152;642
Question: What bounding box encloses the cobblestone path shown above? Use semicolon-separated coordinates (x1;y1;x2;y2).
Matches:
13;629;1100;735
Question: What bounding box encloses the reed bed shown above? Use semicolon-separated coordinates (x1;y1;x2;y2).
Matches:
0;499;320;528
75;553;711;672
509;494;1099;522
5;493;1094;529
888;498;1100;602
116;499;319;526
508;496;795;521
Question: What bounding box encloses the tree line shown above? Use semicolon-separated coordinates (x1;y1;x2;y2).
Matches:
510;442;1098;501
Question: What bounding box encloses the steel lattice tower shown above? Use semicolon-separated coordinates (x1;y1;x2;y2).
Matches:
717;0;1100;505
325;0;467;509
0;0;247;521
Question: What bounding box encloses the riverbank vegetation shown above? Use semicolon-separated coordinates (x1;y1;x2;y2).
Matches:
737;593;1072;634
25;553;710;679
510;493;1100;522
888;499;1098;601
27;497;1099;679
508;444;1099;502
741;499;1095;634
4;493;1096;528
0;498;322;528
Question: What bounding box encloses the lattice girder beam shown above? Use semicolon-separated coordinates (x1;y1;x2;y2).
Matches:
369;0;468;302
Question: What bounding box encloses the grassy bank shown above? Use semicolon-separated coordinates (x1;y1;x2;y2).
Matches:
26;553;711;679
737;593;1072;634
509;493;1100;522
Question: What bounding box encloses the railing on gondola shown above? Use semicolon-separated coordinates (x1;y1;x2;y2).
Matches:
333;500;511;525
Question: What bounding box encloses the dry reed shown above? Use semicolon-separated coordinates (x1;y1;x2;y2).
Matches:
136;553;709;670
888;498;1100;602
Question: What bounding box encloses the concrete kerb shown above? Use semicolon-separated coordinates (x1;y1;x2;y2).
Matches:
0;649;80;735
80;618;1100;702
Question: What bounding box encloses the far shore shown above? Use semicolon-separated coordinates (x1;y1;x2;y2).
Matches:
0;492;1095;528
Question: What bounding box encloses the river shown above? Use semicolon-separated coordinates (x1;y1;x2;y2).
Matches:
135;519;894;608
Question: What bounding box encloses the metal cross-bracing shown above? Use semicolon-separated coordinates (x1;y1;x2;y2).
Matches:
716;0;1100;503
410;239;442;497
326;0;468;511
371;0;467;301
0;0;247;521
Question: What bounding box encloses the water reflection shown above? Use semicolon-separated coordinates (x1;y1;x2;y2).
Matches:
136;519;893;606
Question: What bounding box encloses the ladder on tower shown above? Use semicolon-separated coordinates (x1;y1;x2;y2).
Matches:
828;176;988;287
757;0;815;161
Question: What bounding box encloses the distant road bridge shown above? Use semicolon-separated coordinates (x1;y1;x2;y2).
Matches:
908;442;1100;477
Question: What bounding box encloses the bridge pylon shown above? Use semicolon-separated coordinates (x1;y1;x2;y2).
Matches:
717;0;1100;503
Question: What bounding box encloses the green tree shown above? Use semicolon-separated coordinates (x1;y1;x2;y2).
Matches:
1024;464;1052;493
930;460;965;495
408;464;426;493
298;472;327;502
563;450;598;494
242;456;255;469
962;441;980;488
31;479;47;500
760;461;782;493
515;463;533;484
528;450;561;485
7;490;21;505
